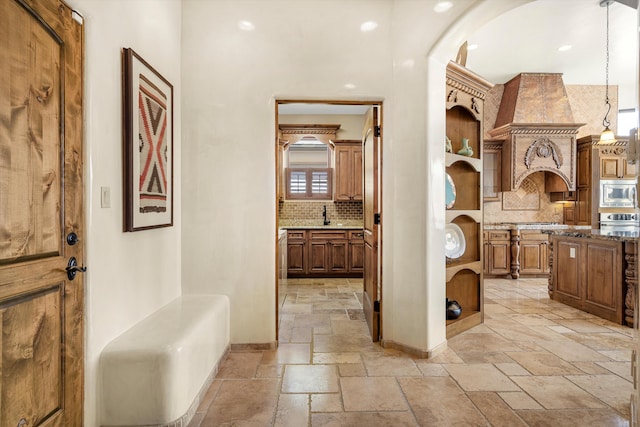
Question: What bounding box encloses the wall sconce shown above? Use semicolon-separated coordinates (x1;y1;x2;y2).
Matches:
598;0;618;145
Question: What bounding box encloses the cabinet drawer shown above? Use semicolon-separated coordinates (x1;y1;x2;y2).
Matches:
520;230;548;241
487;231;510;241
309;230;348;240
348;230;364;240
287;230;307;240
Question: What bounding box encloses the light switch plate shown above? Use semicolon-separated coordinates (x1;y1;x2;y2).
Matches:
101;186;111;208
569;247;576;258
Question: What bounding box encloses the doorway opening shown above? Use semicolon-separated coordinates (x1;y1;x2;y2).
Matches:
275;100;383;342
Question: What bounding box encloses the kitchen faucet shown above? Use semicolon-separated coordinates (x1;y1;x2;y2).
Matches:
323;205;331;226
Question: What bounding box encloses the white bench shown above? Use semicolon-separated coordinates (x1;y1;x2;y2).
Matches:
100;295;230;427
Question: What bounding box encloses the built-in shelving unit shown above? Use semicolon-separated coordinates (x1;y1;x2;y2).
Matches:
445;61;493;339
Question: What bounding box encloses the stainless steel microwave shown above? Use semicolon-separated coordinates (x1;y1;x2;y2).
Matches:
600;179;638;208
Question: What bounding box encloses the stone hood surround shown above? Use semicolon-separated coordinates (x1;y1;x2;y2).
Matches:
489;73;585;191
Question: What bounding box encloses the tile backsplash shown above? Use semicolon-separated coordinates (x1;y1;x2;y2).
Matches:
279;200;363;226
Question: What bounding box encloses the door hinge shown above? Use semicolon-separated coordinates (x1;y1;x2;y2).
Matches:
374;125;381;137
374;213;381;225
374;300;380;312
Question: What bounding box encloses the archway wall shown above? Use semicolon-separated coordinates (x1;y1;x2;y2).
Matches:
423;0;533;351
179;0;532;353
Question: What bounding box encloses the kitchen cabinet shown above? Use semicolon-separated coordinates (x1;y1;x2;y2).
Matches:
483;231;510;276
518;230;549;275
484;228;550;278
445;61;492;339
550;234;624;324
348;230;364;273
600;155;636;179
334;140;362;201
287;228;363;277
286;230;307;275
483;140;502;201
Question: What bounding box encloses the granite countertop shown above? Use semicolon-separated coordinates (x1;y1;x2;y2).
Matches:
484;223;592;231
543;228;639;242
279;221;363;230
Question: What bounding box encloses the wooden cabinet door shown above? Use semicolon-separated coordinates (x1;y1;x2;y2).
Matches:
577;146;591;187
601;157;622;179
520;241;547;274
335;147;352;201
623;159;637;178
555;240;582;300
351;147;363;201
287;240;306;274
576;188;590;225
488;241;510;275
329;240;349;274
309;240;329;273
584;241;622;320
349;240;364;273
483;149;501;201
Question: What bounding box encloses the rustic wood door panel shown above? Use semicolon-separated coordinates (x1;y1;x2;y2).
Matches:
585;243;618;309
328;240;348;273
0;1;84;425
309;241;329;273
520;242;544;274
286;241;305;274
489;242;510;274
555;241;581;299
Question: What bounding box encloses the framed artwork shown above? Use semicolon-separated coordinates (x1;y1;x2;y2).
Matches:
122;48;173;231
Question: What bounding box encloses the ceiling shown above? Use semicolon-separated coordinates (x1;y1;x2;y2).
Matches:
280;0;638;115
466;0;638;109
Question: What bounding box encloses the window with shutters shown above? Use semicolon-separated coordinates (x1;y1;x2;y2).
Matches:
286;137;332;199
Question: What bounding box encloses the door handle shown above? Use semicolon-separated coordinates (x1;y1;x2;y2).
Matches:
66;257;87;280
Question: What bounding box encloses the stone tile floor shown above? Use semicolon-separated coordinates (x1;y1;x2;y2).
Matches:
189;277;633;426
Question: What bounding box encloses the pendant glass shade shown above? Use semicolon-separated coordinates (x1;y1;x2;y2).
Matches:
598;126;618;144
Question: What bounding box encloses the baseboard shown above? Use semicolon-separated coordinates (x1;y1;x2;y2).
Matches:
230;341;277;351
380;339;448;359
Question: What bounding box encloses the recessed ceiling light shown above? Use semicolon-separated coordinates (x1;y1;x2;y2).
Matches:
558;44;572;52
434;1;453;13
344;83;356;90
238;20;255;31
467;44;478;50
360;21;378;32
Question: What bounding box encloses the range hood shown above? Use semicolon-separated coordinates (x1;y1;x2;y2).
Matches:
488;73;584;191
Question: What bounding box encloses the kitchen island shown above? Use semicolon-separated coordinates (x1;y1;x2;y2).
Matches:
545;229;638;326
484;223;590;279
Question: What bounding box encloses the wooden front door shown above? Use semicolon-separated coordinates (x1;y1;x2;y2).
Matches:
362;106;380;341
0;0;84;425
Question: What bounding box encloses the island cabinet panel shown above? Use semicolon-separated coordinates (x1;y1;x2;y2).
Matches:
554;241;581;300
550;235;623;324
584;242;620;318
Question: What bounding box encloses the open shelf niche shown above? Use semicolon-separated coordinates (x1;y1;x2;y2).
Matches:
445;61;493;339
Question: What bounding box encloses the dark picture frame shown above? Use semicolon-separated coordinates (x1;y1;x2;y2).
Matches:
122;48;173;231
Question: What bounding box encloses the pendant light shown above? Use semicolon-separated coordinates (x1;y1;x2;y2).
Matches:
598;0;618;145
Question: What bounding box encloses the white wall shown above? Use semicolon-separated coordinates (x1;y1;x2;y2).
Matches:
60;0;537;424
65;1;182;425
179;0;482;350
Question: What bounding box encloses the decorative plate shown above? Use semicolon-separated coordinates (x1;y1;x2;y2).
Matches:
445;173;456;209
444;223;466;259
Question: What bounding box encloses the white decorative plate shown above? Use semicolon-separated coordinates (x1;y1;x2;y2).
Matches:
445;223;466;259
445;173;456;209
